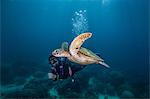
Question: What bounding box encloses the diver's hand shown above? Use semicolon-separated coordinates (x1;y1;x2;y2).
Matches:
48;73;56;80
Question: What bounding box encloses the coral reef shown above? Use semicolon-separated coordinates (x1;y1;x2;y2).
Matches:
120;90;134;98
108;71;125;88
1;62;149;98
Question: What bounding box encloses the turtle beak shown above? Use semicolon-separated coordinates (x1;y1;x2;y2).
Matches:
52;51;56;56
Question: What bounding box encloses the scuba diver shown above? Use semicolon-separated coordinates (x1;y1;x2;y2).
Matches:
48;55;85;82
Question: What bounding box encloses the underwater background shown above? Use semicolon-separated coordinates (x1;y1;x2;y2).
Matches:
1;0;149;98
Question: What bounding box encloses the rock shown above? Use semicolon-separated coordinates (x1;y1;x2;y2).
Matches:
98;94;120;99
1;85;24;95
32;71;47;78
13;77;26;85
105;83;115;96
108;71;125;87
117;82;133;96
48;88;59;98
88;77;105;94
1;63;15;85
2;75;53;98
121;90;134;98
83;90;98;99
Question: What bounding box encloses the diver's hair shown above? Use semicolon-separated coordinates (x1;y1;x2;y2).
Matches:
48;55;57;63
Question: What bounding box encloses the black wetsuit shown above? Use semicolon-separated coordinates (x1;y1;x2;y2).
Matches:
48;55;85;80
55;58;70;79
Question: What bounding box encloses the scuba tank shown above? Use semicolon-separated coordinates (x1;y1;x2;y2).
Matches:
59;57;66;79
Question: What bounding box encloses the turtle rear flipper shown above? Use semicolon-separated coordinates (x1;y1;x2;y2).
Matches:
99;61;110;68
79;47;104;61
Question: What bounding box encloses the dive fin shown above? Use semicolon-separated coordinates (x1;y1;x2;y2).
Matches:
99;61;110;68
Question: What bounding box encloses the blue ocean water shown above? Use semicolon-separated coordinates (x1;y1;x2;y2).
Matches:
1;0;149;98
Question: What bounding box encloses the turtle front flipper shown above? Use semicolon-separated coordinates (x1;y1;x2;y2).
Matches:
61;42;69;51
69;32;92;56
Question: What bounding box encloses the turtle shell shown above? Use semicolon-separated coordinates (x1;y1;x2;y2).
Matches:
79;47;104;61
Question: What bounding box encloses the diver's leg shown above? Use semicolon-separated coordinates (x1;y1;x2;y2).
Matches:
71;65;86;75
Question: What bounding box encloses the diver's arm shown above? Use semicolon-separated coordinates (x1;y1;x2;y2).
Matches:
68;66;72;76
51;66;57;74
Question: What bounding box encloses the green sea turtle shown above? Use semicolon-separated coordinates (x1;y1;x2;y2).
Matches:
52;32;110;68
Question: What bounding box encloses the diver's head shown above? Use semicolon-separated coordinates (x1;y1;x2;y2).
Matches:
49;55;59;66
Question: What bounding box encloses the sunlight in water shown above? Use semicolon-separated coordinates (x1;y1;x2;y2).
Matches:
72;10;89;35
102;0;110;5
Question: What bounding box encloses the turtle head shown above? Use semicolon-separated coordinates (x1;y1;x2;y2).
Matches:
52;49;64;57
52;48;70;57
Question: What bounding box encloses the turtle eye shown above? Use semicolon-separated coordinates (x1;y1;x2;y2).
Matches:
55;51;58;54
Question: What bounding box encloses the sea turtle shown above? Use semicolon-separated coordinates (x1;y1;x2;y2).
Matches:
52;32;110;68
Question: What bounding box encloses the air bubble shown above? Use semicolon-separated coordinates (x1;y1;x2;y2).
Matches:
79;10;82;13
76;13;79;16
79;14;82;16
72;10;88;35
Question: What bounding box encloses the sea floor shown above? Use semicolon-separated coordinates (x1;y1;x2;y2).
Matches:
0;60;149;98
